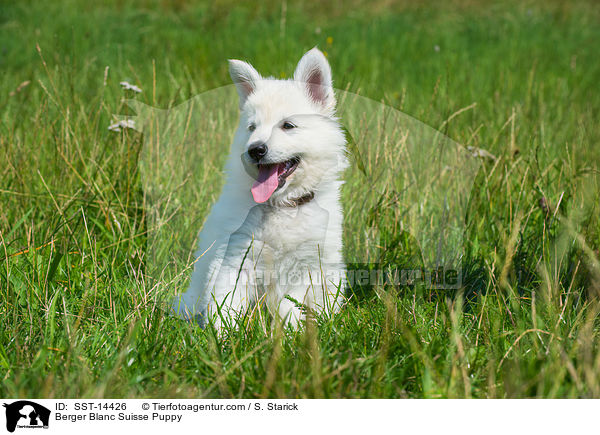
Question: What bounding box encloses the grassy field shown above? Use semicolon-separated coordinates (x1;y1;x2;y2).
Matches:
1;0;600;398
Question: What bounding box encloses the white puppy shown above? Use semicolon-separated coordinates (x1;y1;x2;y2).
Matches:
172;48;348;330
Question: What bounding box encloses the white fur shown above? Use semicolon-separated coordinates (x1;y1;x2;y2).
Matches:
172;48;348;330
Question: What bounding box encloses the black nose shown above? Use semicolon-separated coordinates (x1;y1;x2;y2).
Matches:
248;142;268;162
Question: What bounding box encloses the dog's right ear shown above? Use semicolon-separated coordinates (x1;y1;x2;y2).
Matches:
229;59;261;107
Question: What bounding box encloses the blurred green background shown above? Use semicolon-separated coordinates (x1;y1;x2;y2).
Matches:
1;0;600;398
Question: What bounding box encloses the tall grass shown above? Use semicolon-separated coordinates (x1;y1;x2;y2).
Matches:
1;0;600;398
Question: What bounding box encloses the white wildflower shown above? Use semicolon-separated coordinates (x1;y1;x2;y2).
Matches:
467;146;497;161
119;81;142;93
108;119;136;132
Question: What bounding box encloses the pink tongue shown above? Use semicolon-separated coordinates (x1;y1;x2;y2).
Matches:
251;165;281;203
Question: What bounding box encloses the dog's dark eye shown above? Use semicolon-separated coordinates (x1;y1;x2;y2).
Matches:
282;121;296;130
248;123;256;132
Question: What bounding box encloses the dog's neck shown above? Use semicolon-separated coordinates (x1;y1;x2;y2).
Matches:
284;191;315;207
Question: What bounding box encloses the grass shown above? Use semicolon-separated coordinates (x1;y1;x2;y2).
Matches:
1;0;600;398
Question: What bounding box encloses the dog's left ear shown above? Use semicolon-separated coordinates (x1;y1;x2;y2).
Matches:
294;48;335;111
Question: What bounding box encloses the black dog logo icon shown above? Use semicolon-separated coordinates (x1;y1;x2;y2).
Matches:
3;401;50;432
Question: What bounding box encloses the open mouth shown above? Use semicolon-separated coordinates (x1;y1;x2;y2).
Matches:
251;157;300;203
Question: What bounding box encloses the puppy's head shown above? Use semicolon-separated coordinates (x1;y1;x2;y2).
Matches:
229;48;347;205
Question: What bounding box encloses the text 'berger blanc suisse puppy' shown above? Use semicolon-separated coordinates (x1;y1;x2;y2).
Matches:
173;48;348;330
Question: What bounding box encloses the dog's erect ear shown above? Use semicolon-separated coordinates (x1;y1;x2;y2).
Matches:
294;48;335;111
229;59;262;107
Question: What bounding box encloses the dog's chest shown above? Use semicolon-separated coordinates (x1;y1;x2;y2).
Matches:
257;203;329;263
